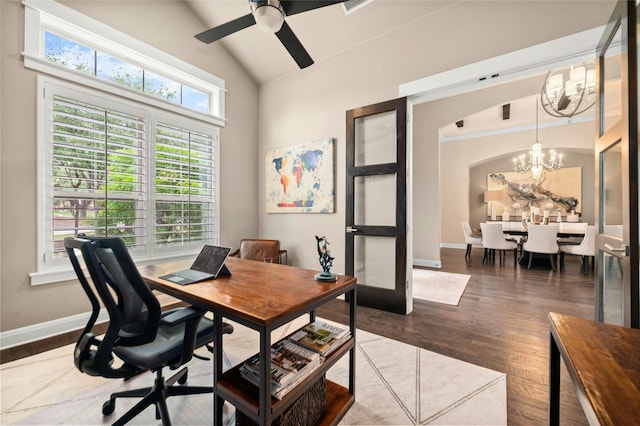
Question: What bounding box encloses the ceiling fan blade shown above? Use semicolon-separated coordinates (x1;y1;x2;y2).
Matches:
275;21;314;69
195;13;256;44
281;0;345;16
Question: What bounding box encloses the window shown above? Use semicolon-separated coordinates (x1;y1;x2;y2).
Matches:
23;0;225;125
154;123;218;246
25;0;226;285
35;78;220;282
43;32;210;114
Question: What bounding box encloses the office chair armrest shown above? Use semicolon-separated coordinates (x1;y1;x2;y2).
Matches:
160;306;205;327
230;249;240;257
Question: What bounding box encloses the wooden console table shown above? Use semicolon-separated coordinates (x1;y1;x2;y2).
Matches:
548;312;640;425
141;257;357;426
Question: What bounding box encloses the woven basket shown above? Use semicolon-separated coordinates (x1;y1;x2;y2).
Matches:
236;375;326;426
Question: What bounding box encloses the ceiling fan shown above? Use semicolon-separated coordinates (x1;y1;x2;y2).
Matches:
195;0;345;69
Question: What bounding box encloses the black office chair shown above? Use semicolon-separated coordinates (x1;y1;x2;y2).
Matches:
65;236;233;426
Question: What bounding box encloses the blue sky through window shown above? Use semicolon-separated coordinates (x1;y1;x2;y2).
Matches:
45;32;94;75
44;31;209;114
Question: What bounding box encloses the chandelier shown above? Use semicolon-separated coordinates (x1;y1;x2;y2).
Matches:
540;62;596;118
513;97;564;180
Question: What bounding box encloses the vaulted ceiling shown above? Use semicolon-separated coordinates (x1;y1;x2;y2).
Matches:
184;1;614;134
185;0;453;84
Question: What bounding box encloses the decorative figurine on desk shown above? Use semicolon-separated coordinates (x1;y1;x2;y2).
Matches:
314;235;336;282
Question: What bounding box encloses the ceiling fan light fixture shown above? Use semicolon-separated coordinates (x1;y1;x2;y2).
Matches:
250;0;285;33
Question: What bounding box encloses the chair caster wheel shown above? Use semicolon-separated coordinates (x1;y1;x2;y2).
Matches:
102;399;115;415
178;370;188;385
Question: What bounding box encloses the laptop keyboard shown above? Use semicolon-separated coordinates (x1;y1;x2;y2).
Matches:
175;269;211;280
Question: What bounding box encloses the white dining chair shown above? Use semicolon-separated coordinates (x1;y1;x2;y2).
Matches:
522;224;560;271
480;222;518;266
557;222;588;245
560;225;596;273
461;221;483;259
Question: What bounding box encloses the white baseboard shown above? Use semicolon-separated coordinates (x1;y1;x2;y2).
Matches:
441;243;466;249
413;258;442;268
0;309;108;350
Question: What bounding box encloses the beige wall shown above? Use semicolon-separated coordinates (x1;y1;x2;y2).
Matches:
0;0;615;336
416;77;596;261
0;0;259;332
466;149;596;231
438;99;596;246
256;2;614;272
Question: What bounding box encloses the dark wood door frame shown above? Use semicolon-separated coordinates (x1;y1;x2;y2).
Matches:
345;97;408;314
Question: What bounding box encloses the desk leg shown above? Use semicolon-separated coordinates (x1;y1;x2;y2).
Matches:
214;314;224;426
549;332;561;426
349;288;356;396
259;329;272;426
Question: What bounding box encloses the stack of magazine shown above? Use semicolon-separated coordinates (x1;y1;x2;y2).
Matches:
288;320;351;357
239;320;350;399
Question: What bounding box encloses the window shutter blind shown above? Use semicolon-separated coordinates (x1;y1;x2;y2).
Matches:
154;123;216;246
51;95;146;256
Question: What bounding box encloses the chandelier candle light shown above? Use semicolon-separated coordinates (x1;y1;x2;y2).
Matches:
513;96;564;180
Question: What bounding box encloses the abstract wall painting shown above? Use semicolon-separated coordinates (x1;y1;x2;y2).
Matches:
487;167;582;216
265;138;335;213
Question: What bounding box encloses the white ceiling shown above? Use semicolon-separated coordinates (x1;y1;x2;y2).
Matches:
184;1;464;85
439;94;596;140
184;0;612;134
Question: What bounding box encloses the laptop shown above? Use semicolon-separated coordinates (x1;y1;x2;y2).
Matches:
160;245;231;285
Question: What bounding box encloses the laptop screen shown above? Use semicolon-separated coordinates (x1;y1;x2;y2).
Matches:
191;245;231;275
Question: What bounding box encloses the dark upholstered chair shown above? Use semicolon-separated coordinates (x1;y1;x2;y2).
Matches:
230;239;288;264
65;236;233;426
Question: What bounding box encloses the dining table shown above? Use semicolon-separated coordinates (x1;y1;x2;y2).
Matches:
482;221;588;268
497;221;588;238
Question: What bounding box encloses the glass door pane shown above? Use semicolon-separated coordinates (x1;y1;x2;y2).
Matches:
354;111;396;166
354;174;396;226
354;235;396;290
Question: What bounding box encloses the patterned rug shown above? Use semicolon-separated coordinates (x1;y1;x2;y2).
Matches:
412;269;471;305
5;317;504;425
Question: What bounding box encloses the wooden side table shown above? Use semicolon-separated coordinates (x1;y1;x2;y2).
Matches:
548;312;640;425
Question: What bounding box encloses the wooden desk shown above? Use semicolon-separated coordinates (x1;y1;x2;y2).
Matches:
141;257;357;426
548;312;640;425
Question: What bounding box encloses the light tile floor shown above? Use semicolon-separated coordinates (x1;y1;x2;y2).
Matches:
1;317;507;425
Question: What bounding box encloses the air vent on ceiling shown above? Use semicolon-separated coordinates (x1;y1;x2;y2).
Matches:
342;0;372;14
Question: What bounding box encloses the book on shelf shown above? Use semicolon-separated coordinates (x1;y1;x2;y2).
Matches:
288;320;351;356
240;360;322;400
239;339;321;395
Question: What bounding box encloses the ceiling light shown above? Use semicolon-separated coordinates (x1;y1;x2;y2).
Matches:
540;62;596;118
513;97;564;180
250;0;285;33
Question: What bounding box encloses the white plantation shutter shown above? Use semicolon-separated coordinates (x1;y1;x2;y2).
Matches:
51;95;146;257
38;78;221;278
154;123;217;245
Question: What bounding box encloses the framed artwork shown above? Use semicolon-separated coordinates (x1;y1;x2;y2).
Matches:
487;167;582;216
265;138;335;213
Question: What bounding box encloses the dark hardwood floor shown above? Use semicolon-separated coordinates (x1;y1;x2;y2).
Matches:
317;247;595;425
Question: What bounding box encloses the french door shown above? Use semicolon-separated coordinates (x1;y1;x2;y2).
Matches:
595;0;639;328
345;98;410;314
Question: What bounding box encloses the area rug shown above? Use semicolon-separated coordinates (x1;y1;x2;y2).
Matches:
412;268;471;306
5;317;505;425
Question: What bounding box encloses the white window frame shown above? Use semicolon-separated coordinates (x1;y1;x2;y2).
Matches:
22;0;226;126
31;76;221;286
24;0;226;286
